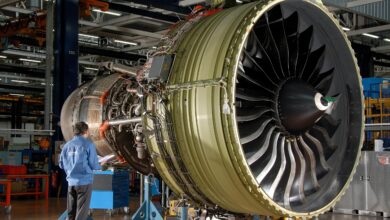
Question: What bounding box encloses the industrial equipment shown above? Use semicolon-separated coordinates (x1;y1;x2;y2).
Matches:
90;169;130;215
132;175;163;220
60;0;364;218
334;151;390;217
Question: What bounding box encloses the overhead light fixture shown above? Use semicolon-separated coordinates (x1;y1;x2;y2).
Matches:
11;79;29;84
10;93;25;97
342;27;350;31
9;93;24;96
114;40;137;46
152;46;157;49
41;82;46;86
85;67;99;71
92;9;121;16
362;33;379;39
384;38;390;43
19;58;42;63
0;55;7;59
78;33;99;39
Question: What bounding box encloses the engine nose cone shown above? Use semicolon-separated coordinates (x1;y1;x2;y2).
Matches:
278;80;329;134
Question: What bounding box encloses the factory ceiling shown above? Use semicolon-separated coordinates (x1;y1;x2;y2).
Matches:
0;0;388;97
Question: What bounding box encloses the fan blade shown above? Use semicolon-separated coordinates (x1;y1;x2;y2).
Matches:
256;132;281;184
285;11;299;76
268;136;286;199
290;138;306;204
295;26;313;78
316;114;341;138
242;49;279;86
247;126;276;165
284;11;299;37
315;68;335;95
237;108;273;122
236;88;275;102
304;132;331;172
238;61;275;94
240;118;273;145
312;125;337;150
299;136;320;191
267;7;290;77
284;141;296;209
301;45;326;81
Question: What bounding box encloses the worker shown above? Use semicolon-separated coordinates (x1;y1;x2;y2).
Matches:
59;121;101;220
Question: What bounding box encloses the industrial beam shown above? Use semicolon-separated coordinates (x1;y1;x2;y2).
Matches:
79;45;146;61
0;64;45;77
79;14;139;32
372;51;390;61
0;83;44;93
0;73;45;81
2;49;46;59
346;0;383;8
347;24;390;36
93;31;142;42
2;6;33;14
44;0;54;130
372;45;390;53
121;40;160;52
179;0;206;6
80;20;163;39
108;3;180;23
101;25;162;39
112;0;190;14
79;60;99;66
0;0;20;7
53;0;79;141
374;61;390;67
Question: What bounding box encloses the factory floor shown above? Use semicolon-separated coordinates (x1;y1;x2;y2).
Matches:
0;198;386;220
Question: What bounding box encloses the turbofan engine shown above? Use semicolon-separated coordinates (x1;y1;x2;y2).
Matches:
61;0;364;218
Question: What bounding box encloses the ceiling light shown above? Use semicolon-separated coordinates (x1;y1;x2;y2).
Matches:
19;58;41;63
114;40;137;46
11;80;29;84
362;33;379;39
78;33;99;39
11;79;29;84
342;27;350;31
384;38;390;43
92;9;121;16
85;67;99;71
10;93;25;97
0;55;7;59
41;82;46;86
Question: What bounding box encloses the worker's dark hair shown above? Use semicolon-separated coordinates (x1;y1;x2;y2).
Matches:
74;121;89;135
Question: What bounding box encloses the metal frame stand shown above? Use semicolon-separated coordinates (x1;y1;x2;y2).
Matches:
178;206;188;220
132;175;163;220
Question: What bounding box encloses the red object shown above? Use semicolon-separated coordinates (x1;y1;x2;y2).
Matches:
51;171;58;188
0;179;11;208
202;8;222;17
0;165;27;175
79;0;109;17
99;120;110;139
2;175;49;199
99;91;109;105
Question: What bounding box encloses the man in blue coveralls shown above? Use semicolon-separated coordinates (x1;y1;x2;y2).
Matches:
60;121;101;220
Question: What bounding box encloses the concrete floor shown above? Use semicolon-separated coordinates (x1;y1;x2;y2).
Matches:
0;198;385;220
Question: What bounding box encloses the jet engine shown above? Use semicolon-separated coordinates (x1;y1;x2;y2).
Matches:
61;0;364;218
